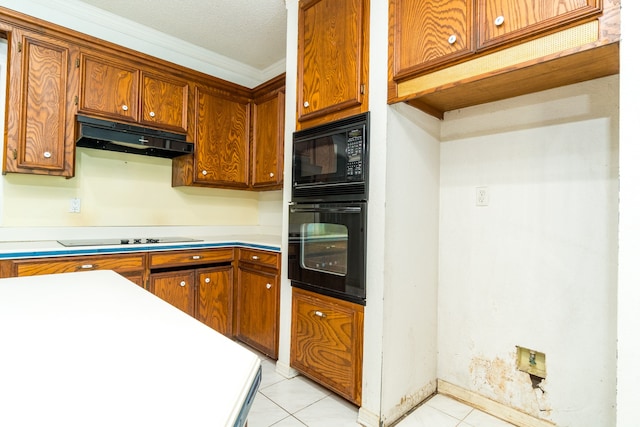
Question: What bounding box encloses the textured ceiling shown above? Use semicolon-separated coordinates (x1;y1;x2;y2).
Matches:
74;0;287;71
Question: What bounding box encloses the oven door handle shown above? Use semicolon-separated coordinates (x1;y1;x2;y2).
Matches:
290;206;362;214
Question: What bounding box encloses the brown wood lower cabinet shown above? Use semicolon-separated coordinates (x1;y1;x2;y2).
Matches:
148;265;234;336
234;248;281;359
0;253;146;286
148;248;235;337
290;287;364;406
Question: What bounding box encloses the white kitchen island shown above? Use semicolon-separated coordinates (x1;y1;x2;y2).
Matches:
0;270;261;427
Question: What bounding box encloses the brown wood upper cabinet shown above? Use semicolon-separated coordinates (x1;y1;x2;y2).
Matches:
191;84;251;188
3;28;79;177
297;0;369;129
252;76;285;189
388;0;618;118
79;52;189;133
478;0;602;49
391;0;474;80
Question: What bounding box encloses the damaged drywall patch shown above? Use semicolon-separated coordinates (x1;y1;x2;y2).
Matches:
383;380;437;426
469;352;552;420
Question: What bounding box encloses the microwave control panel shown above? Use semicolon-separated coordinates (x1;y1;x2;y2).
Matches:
345;129;364;179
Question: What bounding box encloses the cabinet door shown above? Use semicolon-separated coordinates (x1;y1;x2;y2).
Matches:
196;266;233;337
252;90;284;189
140;71;189;133
79;53;139;122
478;0;602;49
194;86;250;187
235;265;279;358
149;270;195;316
291;288;364;405
390;0;473;79
297;0;369;125
4;29;77;176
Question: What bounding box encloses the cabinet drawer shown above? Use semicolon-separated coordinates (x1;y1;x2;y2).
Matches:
149;248;234;269
238;248;280;269
12;254;146;277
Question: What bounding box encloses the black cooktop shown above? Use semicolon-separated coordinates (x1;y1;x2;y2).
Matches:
57;237;204;247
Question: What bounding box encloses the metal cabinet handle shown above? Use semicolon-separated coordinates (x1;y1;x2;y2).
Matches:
122;105;128;111
448;34;457;45
251;255;260;260
43;151;52;159
494;15;505;26
303;101;310;108
80;264;94;269
192;255;201;260
149;111;155;118
314;310;326;318
204;277;210;284
180;281;186;287
269;172;274;178
202;170;208;176
266;283;272;289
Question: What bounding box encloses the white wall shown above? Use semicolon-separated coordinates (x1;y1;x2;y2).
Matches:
616;2;640;424
438;76;619;426
378;103;440;424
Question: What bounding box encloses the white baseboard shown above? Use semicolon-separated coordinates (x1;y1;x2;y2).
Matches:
275;360;298;379
357;406;380;427
437;380;555;427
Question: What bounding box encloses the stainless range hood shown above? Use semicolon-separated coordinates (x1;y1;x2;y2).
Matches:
76;115;194;158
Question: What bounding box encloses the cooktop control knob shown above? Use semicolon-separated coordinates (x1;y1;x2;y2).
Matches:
133;239;142;244
120;239;130;245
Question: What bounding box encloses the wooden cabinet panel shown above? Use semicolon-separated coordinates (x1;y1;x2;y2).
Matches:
297;0;369;128
291;287;363;405
79;54;189;134
388;0;618;118
478;0;602;49
149;248;234;269
11;254;145;276
193;85;250;187
238;248;280;269
390;0;473;79
4;28;77;176
140;71;189;133
252;89;284;189
5;253;146;287
234;248;281;359
149;270;195;315
196;266;234;336
79;53;139;122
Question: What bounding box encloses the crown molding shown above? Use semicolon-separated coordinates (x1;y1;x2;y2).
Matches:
3;0;283;87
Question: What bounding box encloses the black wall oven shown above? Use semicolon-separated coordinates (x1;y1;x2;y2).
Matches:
288;113;370;305
288;202;366;305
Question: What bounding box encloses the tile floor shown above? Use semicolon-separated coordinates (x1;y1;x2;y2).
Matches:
246;350;516;427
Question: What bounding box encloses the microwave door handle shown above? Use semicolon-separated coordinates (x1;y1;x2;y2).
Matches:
290;206;361;214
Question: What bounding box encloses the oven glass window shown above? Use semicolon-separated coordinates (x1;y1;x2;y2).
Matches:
301;223;348;276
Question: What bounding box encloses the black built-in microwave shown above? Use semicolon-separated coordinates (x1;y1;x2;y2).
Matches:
292;112;369;202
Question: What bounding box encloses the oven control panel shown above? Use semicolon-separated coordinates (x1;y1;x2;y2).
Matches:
345;129;364;179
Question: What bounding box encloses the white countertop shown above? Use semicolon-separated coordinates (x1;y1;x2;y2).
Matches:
0;270;261;427
0;234;282;259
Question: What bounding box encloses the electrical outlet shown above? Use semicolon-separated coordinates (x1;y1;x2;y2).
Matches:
476;186;489;206
69;198;81;213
